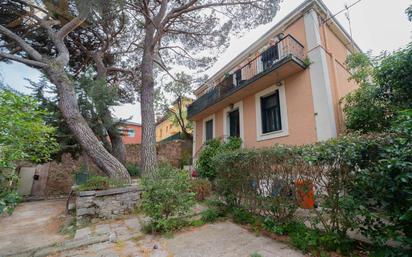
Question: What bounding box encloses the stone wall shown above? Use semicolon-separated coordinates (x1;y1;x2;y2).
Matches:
125;139;193;167
157;139;193;167
43;139;192;197
76;186;142;225
45;154;102;197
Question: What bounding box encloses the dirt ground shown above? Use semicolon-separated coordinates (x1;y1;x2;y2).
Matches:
0;199;68;256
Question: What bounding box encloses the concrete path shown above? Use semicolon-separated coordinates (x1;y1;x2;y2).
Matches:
58;222;304;257
0;200;304;257
0;200;68;256
163;222;304;257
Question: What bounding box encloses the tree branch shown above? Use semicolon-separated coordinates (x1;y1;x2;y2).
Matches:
56;17;86;40
0;25;42;61
0;52;48;68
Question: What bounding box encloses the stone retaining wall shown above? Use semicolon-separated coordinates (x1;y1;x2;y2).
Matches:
43;139;192;197
76;186;142;225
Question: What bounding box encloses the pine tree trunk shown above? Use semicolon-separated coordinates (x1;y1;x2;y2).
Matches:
140;25;157;175
92;51;127;166
46;63;131;182
102;110;127;165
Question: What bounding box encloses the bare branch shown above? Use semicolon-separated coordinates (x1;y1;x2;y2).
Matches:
0;52;48;68
56;17;86;40
0;24;42;61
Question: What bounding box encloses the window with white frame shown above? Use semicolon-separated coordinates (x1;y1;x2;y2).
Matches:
255;83;288;141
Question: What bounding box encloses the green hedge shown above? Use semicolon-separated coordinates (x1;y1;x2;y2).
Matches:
212;115;412;250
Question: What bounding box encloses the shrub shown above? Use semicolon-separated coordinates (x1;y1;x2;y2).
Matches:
343;45;412;133
0;90;58;214
200;208;221;223
196;139;221;180
126;163;140;177
347;111;412;248
141;164;195;233
262;217;286;235
76;176;125;191
232;207;255;225
196;137;242;180
213;146;303;223
189;178;212;201
213;130;412;250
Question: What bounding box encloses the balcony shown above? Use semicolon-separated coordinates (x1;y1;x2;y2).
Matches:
188;35;307;119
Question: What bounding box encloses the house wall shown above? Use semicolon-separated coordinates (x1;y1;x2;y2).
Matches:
156;119;181;142
121;124;142;144
156;98;193;142
192;6;359;156
193;17;318;155
320;23;359;134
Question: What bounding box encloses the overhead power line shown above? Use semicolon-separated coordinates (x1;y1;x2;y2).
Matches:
322;0;362;24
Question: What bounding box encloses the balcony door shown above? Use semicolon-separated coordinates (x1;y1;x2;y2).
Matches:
228;109;240;138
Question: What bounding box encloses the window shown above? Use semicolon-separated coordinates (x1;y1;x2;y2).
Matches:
235;69;242;86
260;90;282;133
223;101;244;143
127;129;135;137
228;109;240;137
205;119;214;141
261;44;279;71
255;83;288;141
203;114;215;143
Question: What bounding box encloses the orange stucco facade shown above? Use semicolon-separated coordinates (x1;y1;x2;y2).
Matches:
120;122;142;145
190;0;360;157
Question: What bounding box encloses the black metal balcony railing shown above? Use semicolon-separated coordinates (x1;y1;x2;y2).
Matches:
188;35;305;118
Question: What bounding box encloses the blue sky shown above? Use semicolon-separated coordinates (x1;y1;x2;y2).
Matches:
1;0;411;123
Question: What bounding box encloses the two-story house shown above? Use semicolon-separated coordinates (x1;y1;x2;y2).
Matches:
188;0;360;158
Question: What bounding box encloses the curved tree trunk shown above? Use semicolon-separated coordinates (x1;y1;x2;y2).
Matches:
102;110;127;165
140;24;157;175
92;52;127;165
46;63;131;183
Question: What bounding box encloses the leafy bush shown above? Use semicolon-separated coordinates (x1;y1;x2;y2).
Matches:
343;44;412;133
279;221;353;255
213;146;303;223
213;129;412;250
126;163;140;177
232;207;255;225
76;176;125;191
196;137;241;180
262;217;286;235
0;90;58;214
200;208;221;223
189;178;212;201
347;111;412;248
196;139;221;179
141;164;195;233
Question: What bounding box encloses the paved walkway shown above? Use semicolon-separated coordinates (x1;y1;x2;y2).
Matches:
57;221;304;257
0;200;68;256
0;200;304;257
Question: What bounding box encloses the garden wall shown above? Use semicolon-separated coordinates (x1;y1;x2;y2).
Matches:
42;139;192;197
76;186;142;225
